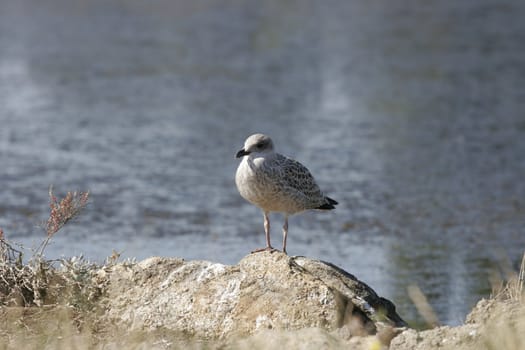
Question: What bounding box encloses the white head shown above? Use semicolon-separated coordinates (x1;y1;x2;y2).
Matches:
236;133;274;158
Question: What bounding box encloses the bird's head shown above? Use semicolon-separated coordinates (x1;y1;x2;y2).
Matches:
236;133;274;158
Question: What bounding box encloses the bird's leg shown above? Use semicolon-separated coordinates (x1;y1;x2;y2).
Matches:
282;215;289;254
251;211;276;253
264;211;272;248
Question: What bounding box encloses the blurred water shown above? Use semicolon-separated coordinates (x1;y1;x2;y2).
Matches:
1;0;524;326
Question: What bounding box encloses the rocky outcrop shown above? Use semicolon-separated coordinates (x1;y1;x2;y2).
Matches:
4;251;522;349
101;251;406;340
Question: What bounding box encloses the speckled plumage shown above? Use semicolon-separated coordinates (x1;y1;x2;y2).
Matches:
235;133;337;254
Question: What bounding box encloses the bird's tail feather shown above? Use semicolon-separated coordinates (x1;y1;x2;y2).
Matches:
316;196;338;210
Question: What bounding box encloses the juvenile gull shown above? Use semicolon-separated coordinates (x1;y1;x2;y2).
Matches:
235;133;337;254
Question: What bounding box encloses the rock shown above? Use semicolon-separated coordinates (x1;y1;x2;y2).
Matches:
389;325;481;350
102;252;406;340
465;297;523;326
229;327;355;350
390;297;525;350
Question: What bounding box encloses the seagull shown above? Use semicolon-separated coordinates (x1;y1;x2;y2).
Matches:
235;133;337;254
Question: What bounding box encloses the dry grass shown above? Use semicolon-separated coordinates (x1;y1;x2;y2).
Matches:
407;284;440;329
0;188;169;349
0;189;130;349
0;188;91;308
490;250;525;303
480;251;525;350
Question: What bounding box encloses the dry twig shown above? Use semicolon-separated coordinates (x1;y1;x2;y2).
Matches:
36;187;90;257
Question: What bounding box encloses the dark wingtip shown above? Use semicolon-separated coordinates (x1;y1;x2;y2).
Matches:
316;196;338;210
326;197;338;205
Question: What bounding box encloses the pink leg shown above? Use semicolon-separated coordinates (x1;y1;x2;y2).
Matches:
252;211;276;253
282;215;289;254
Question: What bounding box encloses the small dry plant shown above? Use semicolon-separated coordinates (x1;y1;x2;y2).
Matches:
0;187;90;307
36;186;90;257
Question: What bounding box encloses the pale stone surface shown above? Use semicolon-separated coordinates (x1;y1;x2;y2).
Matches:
389;325;481;350
390;298;525;350
228;328;379;350
103;252;406;340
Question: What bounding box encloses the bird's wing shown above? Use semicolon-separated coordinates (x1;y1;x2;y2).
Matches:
273;154;324;199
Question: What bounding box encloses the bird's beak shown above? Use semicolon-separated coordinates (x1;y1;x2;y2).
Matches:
236;149;250;158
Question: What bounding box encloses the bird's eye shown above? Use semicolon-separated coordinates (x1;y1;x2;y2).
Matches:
256;142;264;148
